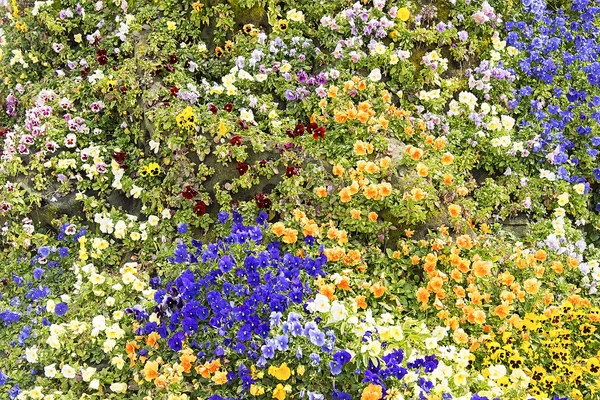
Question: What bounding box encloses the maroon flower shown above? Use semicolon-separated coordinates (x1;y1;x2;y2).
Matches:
81;67;91;78
237;120;248;130
285;128;294;138
194;200;207;216
155;65;163;75
224;103;233;112
293;123;305;137
119;86;128;94
285;166;299;178
259;159;268;168
313;126;326;140
165;64;175;73
170;87;179;97
182;185;199;200
306;122;319;134
254;192;272;209
236;162;249;176
208;104;219;114
169;53;179;64
96;49;108;65
229;136;242;146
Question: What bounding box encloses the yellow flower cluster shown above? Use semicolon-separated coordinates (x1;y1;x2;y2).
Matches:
175;106;197;133
139;162;161;177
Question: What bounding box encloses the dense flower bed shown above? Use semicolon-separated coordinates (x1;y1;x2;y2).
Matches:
0;0;599;399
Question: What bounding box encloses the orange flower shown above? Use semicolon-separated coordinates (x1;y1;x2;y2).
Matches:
368;212;378;222
456;186;469;196
379;157;391;169
448;204;461;218
523;278;541;294
370;283;386;298
315;186;327;198
379;182;392;197
339;187;352;203
361;384;383;400
332;164;344;177
271;222;285;236
472;260;491;278
212;370;228;385
356;295;368;309
433;137;447;150
416;287;430;303
472;309;486;324
441;152;454;165
146;332;160;348
428;276;444;293
357;80;367;91
364;185;380;200
456;235;473;250
410;148;423;161
354;141;368;155
452;328;469;344
350;209;361;219
282;228;298;244
328;86;338;98
534;249;547;261
442;174;453;185
303;222;320;237
337;275;351;290
334;111;347;123
416;163;428;177
493;303;511;319
411;188;428;201
143;360;160;381
357;111;369;124
180;350;197;374
320;284;336;300
405;229;414;237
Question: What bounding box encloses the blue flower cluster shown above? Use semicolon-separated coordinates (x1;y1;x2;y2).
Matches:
134;212;328;380
506;1;600;209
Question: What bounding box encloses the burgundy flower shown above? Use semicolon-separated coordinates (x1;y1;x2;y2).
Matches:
119;86;128;94
236;162;249;176
182;185;199;200
208;104;219;114
259;159;268;168
293;123;305;137
169;53;179;64
237;120;248;130
194;200;207;216
306;122;319;134
313;126;326;140
155;65;163;75
81;67;91;78
224;103;233;112
170;87;179;97
285;166;299;178
165;64;174;73
229;136;242;146
285;128;294;138
112;151;128;164
96;49;108;65
254;192;272;209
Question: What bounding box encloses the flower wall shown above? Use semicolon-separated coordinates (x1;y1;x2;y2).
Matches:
0;0;599;399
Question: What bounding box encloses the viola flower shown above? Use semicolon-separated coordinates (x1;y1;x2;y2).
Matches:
194;201;207;216
237;162;249;176
229;136;242;146
182;185;199;200
224;103;233;112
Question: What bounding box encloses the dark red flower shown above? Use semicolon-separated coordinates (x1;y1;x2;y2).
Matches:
112;152;127;163
285;128;294;138
307;122;319;134
155;65;163;75
119;86;128;94
254;192;272;209
81;67;91;78
313;126;326;140
169;53;179;64
208;104;219;114
229;136;242;146
170;87;179;97
96;49;108;65
238;120;248;130
259;159;268;168
224;103;233;112
285;166;299;178
236;162;249;176
293;123;305;137
194;200;207;216
182;185;199;200
165;64;174;73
